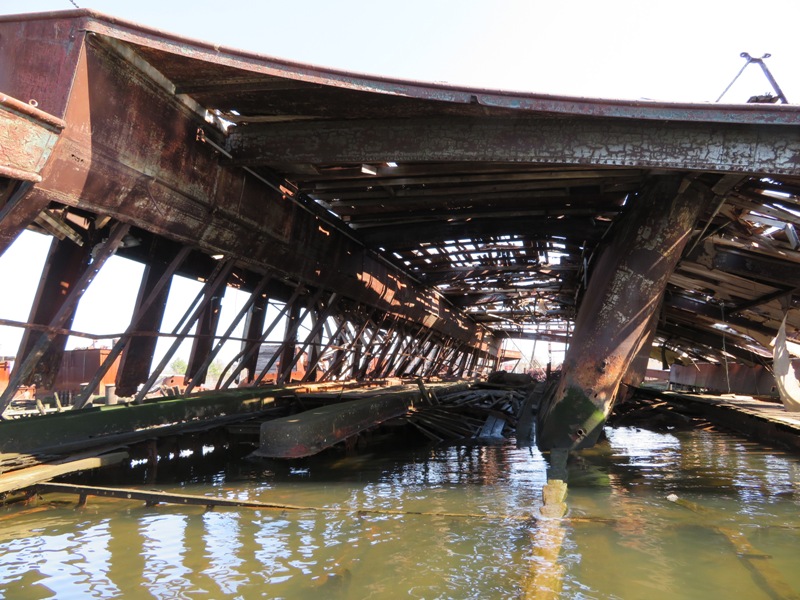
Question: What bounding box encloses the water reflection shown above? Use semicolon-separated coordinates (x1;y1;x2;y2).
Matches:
0;427;798;599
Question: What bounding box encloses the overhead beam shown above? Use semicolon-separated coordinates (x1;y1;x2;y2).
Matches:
227;116;800;175
687;242;800;289
358;216;607;249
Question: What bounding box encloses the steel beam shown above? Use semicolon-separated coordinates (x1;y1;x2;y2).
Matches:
277;293;338;384
687;242;800;289
185;278;225;386
358;217;605;250
275;297;302;385
218;286;304;389
73;245;191;406
227;116;800;176
0;222;130;413
537;176;712;450
12;235;92;391
6;29;489;351
133;258;235;403
114;247;190;397
239;290;269;384
315;316;350;382
184;274;271;395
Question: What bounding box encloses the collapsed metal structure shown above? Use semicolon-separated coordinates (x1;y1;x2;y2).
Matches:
1;10;800;451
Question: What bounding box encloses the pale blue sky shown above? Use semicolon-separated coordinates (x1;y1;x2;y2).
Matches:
8;0;800;103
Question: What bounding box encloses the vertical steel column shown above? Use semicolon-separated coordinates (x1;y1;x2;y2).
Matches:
407;336;436;377
421;338;445;376
304;302;323;383
73;246;191;407
183;274;271;394
0;222;130;414
316;316;351;382
13;234;92;391
254;289;323;385
217;286;303;389
367;316;401;378
464;348;481;377
347;317;375;379
133;258;235;403
275;296;302;385
432;339;458;376
276;293;338;384
396;328;434;375
115;247;191;397
457;347;474;377
353;314;384;380
377;325;416;378
537;176;711;450
239;288;269;384
301;310;348;383
185;276;226;387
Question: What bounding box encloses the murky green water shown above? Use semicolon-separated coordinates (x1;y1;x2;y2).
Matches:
1;427;799;599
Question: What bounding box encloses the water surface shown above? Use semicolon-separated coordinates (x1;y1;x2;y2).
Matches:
1;427;798;599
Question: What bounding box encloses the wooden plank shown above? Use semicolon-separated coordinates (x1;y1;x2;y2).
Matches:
0;451;129;495
34;482;301;509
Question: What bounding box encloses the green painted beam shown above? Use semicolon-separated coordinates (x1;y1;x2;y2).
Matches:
0;389;282;455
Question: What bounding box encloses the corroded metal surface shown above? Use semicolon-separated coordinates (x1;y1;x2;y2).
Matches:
537;176;711;450
2;18;488;349
227;116;800;175
0;96;60;181
0;389;278;454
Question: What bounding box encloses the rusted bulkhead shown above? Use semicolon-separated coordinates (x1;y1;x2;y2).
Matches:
0;12;492;352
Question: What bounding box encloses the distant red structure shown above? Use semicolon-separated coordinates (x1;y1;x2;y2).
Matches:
46;348;121;399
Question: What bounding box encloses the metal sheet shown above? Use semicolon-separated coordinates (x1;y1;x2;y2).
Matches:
0;93;63;182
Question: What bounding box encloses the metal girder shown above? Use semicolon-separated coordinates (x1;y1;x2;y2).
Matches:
74;245;192;407
663;293;774;337
218;286;305;389
537;176;712;450
277;293;338;384
0;222;130;414
687;242;800;289
227;116;800;176
114;247;190;397
659;321;765;364
184;274;271;395
12;235;93;390
133;258;235;403
8;27;490;352
240;291;269;384
358;217;606;249
185;280;225;386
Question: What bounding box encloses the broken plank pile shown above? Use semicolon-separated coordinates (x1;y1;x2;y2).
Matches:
609;390;714;431
402;384;533;443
